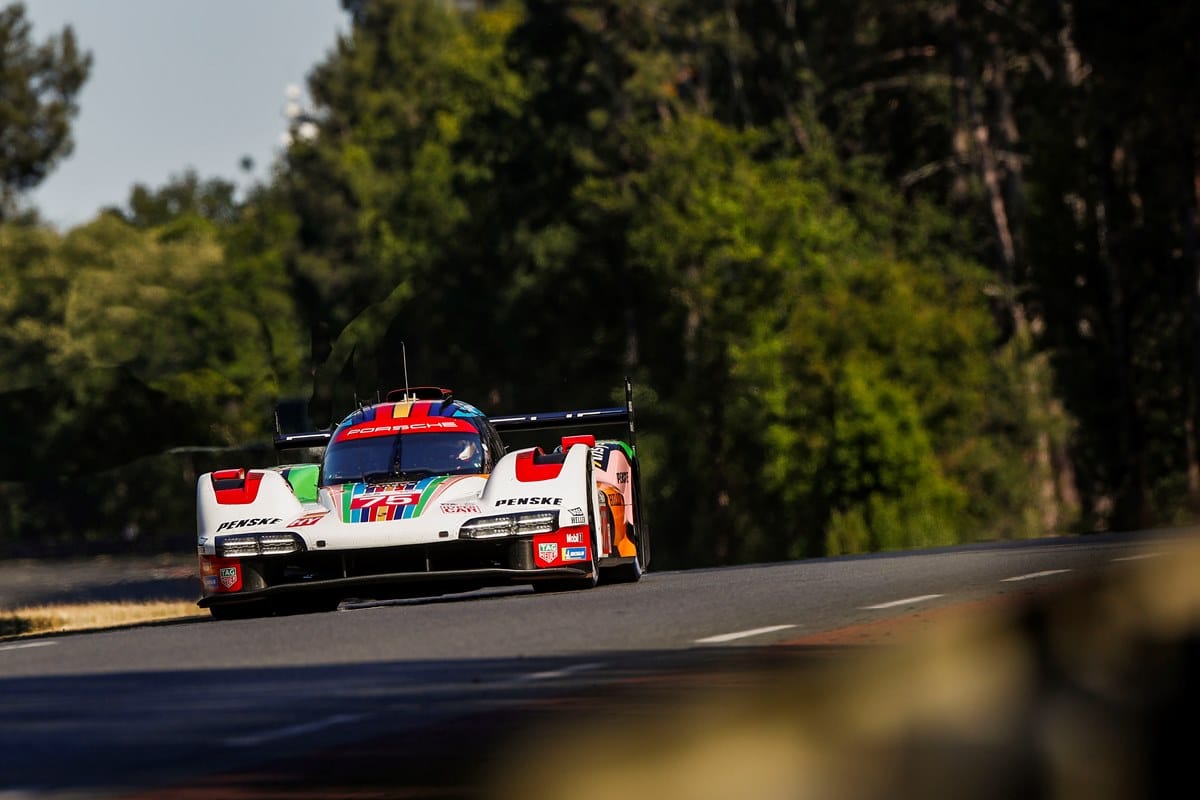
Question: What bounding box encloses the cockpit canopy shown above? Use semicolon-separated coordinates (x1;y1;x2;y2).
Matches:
319;399;491;487
321;428;484;486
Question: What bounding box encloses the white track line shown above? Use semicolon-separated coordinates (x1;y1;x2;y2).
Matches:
224;713;368;747
1111;552;1163;562
517;662;606;682
0;641;57;652
1000;569;1071;582
860;594;944;610
695;625;796;644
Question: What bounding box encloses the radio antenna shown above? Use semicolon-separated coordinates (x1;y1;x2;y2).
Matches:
401;341;411;401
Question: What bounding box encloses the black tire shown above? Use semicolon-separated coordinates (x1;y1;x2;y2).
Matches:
601;520;645;584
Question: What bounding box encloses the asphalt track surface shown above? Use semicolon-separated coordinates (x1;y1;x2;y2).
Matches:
0;529;1195;799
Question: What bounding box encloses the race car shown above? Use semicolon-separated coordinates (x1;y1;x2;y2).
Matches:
195;381;648;618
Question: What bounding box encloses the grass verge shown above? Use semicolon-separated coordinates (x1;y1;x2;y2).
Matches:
0;600;205;638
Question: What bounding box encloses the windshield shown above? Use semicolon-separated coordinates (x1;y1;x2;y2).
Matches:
321;431;484;486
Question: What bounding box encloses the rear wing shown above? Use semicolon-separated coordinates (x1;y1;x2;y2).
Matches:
272;378;637;453
490;378;637;453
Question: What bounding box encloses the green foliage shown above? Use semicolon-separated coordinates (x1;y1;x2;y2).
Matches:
587;115;1036;564
0;181;305;545
278;0;530;423
819;362;966;555
0;2;91;218
5;0;1193;556
118;169;240;228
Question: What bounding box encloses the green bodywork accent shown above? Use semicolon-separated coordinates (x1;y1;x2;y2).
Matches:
411;476;447;516
599;439;635;460
283;464;320;503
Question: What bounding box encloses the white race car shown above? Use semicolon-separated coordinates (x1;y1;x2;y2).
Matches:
196;383;648;618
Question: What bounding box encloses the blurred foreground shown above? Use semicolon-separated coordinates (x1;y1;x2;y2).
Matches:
491;532;1200;800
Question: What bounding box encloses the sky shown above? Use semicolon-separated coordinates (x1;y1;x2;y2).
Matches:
23;0;348;229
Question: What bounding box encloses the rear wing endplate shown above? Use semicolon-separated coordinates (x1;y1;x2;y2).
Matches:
272;430;332;451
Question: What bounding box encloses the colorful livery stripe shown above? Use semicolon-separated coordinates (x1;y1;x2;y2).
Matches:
336;477;450;523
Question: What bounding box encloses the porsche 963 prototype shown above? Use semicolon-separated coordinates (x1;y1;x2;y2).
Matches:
195;382;647;618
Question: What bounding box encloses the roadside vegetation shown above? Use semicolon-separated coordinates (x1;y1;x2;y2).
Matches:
1;1;1197;567
0;601;205;639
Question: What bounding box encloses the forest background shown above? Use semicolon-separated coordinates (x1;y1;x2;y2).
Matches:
1;0;1196;567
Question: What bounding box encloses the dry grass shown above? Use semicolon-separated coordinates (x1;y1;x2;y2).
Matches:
0;600;205;638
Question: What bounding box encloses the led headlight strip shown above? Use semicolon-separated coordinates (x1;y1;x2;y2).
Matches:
458;511;558;539
216;532;306;557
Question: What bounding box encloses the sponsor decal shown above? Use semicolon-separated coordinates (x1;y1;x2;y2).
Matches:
350;492;421;510
567;505;586;525
200;555;243;593
440;502;481;514
562;546;587;562
564;532;583;544
342;476;448;523
617;471;629;485
216;517;282;532
340;419;473;439
495;497;562;507
537;542;559;564
219;567;238;588
287;512;327;528
365;482;419;491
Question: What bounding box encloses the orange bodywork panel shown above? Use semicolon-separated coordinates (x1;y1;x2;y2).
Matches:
601;484;637;557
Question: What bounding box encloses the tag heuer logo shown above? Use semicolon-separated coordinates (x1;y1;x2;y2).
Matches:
537;542;558;564
219;566;239;588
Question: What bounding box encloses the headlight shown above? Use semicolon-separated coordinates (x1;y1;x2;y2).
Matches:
216;532;305;557
459;511;558;539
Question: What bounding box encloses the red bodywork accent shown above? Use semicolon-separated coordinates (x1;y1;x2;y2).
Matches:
335;417;477;442
532;525;592;567
199;555;243;594
514;450;565;482
212;470;264;505
560;434;596;450
350;491;421;510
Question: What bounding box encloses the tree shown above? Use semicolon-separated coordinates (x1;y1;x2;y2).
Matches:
115;169;240;228
278;0;530;424
582;115;1040;563
0;2;91;218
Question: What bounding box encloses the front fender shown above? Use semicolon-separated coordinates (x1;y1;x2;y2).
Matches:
196;469;305;551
